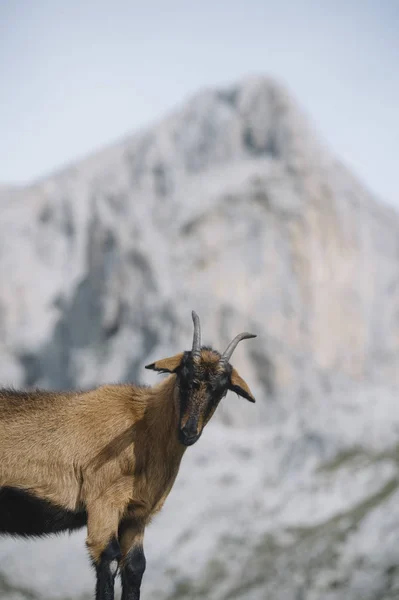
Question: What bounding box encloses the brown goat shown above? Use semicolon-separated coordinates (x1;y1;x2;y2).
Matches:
0;311;256;600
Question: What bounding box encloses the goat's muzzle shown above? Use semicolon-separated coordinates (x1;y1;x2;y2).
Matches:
179;416;202;447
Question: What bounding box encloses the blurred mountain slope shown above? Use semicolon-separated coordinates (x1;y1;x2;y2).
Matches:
0;75;398;599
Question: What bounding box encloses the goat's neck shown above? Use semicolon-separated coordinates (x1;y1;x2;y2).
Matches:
144;375;185;459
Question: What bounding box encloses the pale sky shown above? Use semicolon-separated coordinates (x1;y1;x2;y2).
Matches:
1;0;398;208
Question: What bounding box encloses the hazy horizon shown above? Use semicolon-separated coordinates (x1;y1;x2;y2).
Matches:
1;0;398;208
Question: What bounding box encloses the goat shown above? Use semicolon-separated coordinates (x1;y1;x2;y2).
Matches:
0;311;256;600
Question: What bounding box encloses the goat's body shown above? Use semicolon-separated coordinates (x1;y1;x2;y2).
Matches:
0;312;257;600
0;379;185;540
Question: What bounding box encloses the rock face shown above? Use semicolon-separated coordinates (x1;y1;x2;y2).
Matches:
0;76;399;600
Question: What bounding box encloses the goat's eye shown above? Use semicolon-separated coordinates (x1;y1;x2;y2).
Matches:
215;377;228;391
181;366;190;379
210;380;226;396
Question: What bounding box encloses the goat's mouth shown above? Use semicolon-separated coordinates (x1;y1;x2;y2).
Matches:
178;430;202;447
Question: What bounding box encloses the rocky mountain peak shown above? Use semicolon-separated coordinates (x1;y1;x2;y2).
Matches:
0;76;399;600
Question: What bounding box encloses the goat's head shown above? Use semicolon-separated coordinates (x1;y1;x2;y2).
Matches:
145;311;256;447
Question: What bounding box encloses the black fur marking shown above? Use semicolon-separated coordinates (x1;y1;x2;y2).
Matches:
95;537;121;600
0;487;87;537
229;383;256;403
177;351;195;416
176;350;232;446
121;545;146;600
101;536;121;563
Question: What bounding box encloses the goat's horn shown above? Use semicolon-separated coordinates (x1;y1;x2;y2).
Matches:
191;311;201;357
220;332;257;364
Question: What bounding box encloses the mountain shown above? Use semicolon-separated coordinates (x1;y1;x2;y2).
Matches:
0;75;398;600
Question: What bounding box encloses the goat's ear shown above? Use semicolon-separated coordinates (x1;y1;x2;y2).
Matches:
145;352;184;374
229;368;256;403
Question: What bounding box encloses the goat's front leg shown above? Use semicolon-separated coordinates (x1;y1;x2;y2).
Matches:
85;476;133;600
86;502;123;600
119;517;146;600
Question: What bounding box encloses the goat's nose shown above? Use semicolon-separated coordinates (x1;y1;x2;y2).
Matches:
179;417;201;446
181;417;198;438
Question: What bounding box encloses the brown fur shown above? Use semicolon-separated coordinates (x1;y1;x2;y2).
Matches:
0;348;255;580
230;368;255;402
147;352;185;373
0;377;184;562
